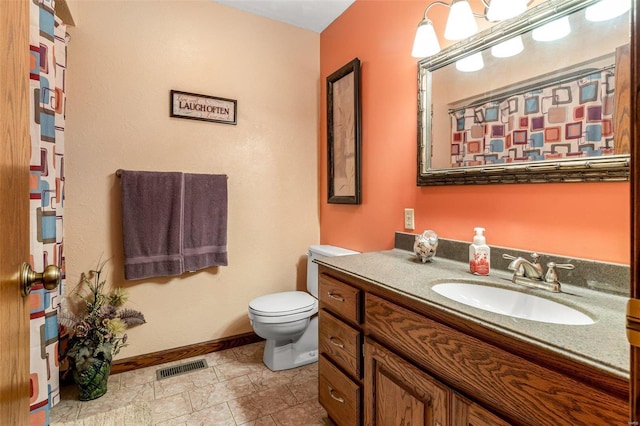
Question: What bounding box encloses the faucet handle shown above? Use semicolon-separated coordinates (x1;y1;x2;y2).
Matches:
544;262;575;287
502;253;524;276
502;253;517;261
530;252;540;264
554;263;575;271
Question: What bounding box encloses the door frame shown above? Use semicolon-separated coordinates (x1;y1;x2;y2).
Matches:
631;0;640;419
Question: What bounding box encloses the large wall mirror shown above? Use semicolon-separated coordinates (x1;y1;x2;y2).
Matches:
417;0;631;185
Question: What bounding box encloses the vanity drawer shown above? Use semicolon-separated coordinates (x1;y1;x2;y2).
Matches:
319;354;361;426
319;309;362;378
319;275;361;325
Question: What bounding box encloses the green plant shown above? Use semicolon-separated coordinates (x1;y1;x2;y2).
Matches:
60;261;145;372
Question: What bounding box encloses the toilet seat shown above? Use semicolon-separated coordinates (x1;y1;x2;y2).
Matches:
249;291;317;323
249;291;316;316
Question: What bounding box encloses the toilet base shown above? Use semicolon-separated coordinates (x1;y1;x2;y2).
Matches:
262;317;318;371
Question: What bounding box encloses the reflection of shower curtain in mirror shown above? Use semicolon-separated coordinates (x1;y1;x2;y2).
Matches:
29;1;67;424
449;68;616;167
333;73;356;196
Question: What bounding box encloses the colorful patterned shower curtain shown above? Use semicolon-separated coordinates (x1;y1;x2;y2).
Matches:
28;0;67;424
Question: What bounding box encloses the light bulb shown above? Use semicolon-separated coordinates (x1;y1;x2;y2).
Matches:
412;19;441;58
532;16;571;42
456;52;484;72
486;0;528;22
585;0;630;22
444;0;478;40
491;36;524;58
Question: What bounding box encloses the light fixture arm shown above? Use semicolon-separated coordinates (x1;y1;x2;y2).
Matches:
419;0;485;22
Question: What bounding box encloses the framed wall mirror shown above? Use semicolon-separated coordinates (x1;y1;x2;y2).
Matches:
417;0;631;185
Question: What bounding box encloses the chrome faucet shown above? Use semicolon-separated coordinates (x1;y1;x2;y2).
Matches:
502;253;574;293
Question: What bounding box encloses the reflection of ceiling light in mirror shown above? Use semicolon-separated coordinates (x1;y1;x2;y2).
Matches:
491;36;524;58
456;52;484;72
444;0;478;40
412;19;441;58
486;0;528;22
532;16;571;42
585;0;630;22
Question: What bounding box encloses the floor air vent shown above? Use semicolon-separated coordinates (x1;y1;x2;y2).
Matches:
156;359;208;380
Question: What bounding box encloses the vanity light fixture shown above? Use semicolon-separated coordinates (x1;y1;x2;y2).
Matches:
532;16;571;42
490;35;524;58
456;52;484;72
585;0;630;22
411;0;529;58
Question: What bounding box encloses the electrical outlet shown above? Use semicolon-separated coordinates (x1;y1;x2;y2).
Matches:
404;208;415;230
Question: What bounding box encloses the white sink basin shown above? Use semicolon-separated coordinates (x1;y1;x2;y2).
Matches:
432;282;594;325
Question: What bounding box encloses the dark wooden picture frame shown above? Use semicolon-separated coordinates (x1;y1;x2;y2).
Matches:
327;58;362;204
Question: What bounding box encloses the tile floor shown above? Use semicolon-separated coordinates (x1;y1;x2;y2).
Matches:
50;341;334;425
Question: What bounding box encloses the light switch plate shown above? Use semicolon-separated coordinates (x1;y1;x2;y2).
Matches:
404;208;415;230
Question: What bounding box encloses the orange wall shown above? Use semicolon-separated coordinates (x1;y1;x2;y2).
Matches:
319;0;630;265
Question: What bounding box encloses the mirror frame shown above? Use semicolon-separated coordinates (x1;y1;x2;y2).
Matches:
417;0;630;186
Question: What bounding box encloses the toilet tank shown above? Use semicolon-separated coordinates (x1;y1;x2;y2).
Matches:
307;245;359;297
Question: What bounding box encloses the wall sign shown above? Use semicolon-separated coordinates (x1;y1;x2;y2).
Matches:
170;90;237;125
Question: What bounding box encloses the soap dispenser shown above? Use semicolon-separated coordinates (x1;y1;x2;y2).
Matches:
469;227;490;276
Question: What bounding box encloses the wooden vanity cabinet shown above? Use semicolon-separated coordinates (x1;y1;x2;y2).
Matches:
317;266;628;426
365;293;626;425
318;275;364;425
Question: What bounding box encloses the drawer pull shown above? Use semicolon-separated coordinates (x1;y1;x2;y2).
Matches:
328;387;345;403
328;336;345;348
328;292;344;302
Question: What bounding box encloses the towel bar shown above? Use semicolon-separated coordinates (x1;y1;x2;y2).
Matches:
115;169;228;179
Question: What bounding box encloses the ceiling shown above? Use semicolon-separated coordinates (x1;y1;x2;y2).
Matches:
211;0;356;33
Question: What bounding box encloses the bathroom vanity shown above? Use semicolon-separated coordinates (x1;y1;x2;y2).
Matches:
316;249;628;425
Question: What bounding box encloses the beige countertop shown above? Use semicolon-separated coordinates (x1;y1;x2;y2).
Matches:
316;249;629;380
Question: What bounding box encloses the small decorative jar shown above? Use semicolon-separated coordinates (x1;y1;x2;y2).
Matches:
413;230;439;263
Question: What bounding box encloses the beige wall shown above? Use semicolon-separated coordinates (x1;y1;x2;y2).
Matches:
64;0;320;358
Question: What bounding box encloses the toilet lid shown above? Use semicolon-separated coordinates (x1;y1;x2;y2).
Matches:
249;291;316;317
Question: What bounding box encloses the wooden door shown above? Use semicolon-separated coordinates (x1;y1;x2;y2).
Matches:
451;392;512;426
364;338;449;426
0;0;32;424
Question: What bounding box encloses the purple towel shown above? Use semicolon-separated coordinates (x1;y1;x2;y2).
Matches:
183;173;228;271
120;170;228;280
120;171;185;280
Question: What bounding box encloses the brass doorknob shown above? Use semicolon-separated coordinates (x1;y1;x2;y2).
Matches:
21;263;61;296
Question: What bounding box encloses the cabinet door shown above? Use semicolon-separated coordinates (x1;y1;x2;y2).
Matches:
365;338;449;426
452;392;513;426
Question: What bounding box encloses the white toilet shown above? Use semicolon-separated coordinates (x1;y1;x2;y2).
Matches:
248;245;358;371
